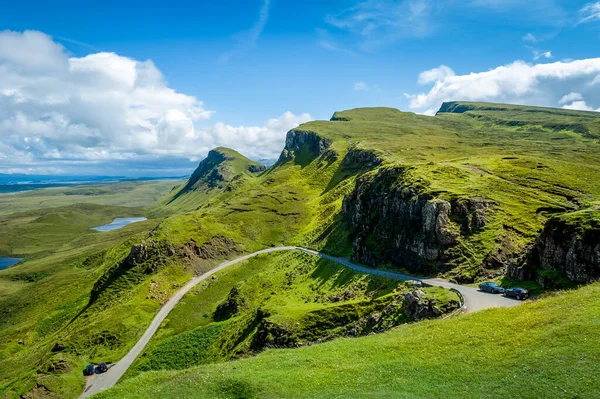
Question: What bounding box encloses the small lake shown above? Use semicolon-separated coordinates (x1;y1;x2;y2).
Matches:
92;217;147;232
0;257;23;271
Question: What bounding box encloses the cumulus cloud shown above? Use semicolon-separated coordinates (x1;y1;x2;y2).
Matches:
418;65;455;84
405;58;600;114
0;30;311;175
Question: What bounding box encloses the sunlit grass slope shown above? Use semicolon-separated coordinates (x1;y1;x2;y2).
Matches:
97;282;600;399
125;251;458;378
0;180;180;216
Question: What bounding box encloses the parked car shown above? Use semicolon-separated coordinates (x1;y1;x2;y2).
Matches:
83;364;95;376
96;362;108;373
478;282;504;294
503;287;529;300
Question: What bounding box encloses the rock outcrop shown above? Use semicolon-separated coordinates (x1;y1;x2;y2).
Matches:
508;210;600;287
342;166;489;275
342;147;384;169
278;130;332;162
248;164;267;173
403;290;444;320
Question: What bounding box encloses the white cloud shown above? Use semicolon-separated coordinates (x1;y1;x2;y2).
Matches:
0;30;311;175
406;58;600;114
561;100;600;112
219;0;271;63
353;81;371;91
533;50;552;60
522;33;538;42
559;92;584;105
418;65;455;84
578;2;600;24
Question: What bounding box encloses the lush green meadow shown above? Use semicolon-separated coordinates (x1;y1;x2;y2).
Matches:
0;180;181;216
96;282;600;399
0;182;181;397
126;251;458;378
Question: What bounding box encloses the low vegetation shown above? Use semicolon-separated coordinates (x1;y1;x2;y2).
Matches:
126;251;458;378
96;282;600;399
0;180;180;216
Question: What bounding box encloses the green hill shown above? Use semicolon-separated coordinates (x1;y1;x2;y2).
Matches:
2;102;600;398
155;147;266;214
96;281;600;399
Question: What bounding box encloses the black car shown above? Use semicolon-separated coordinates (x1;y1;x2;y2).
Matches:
478;282;504;294
503;287;529;300
96;362;108;373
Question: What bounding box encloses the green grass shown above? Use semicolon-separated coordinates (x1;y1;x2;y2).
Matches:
126;251;458;378
0;182;186;398
97;282;600;399
0;203;146;257
0;180;181;216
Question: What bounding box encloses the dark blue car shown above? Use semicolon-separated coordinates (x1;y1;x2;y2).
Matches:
478;282;504;294
83;364;95;376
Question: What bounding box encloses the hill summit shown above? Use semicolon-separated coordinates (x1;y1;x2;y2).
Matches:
161;147;266;211
184;147;265;192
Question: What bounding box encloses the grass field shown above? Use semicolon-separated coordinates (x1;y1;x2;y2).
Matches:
0;181;184;397
97;282;600;399
0;180;181;216
126;251;458;378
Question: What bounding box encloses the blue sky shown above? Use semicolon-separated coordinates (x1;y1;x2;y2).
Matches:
0;0;599;175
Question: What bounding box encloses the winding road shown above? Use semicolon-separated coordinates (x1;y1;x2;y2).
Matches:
81;246;521;398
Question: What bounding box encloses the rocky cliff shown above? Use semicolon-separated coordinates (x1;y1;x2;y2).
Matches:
342;166;488;276
508;210;600;287
278;130;333;162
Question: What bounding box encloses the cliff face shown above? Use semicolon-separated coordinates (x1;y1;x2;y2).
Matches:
278;130;333;162
342;166;487;276
508;210;600;287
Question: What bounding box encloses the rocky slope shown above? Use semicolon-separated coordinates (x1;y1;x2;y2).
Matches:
508;210;600;287
342;166;489;277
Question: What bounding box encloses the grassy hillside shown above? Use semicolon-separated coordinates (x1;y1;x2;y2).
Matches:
0;185;182;397
126;251;458;378
3;102;600;398
96;282;600;399
154;148;266;214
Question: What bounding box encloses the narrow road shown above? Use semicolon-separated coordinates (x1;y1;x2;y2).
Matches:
81;246;521;398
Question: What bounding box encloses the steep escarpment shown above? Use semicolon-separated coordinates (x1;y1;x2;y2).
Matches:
508;210;600;287
342;166;489;277
278;129;333;162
